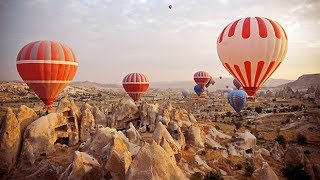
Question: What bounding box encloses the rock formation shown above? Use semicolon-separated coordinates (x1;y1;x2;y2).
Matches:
270;142;284;162
21;112;79;164
258;162;279;180
79;108;95;142
188;125;205;149
108;98;139;128
59;151;103;180
126;122;141;143
0;108;21;172
126;141;185;180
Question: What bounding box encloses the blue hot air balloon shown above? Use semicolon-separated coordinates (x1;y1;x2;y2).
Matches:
194;85;204;96
233;79;242;90
228;90;247;113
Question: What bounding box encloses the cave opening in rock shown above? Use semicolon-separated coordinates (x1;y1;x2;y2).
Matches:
146;125;150;132
55;125;68;132
245;148;253;154
55;137;69;145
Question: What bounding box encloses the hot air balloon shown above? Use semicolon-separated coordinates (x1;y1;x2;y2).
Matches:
194;85;204;96
217;17;288;96
194;71;211;89
16;41;78;110
181;89;190;98
169;5;172;9
219;76;222;79
227;87;233;93
122;73;149;101
228;90;247;113
205;76;215;88
233;79;241;90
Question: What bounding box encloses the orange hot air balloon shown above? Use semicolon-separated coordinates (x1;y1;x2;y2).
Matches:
217;17;288;96
122;73;149;101
194;71;211;89
16;41;78;109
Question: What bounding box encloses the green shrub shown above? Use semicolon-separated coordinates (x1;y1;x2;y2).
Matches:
244;158;254;177
297;134;307;145
254;106;262;114
204;171;223;180
281;162;311;180
191;172;204;180
275;135;286;146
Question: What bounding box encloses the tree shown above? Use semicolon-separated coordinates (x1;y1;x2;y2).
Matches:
255;106;262;114
297;134;307;145
275;135;286;146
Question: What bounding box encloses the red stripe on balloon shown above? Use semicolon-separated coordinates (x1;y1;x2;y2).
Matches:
254;61;265;87
224;63;238;81
242;17;251;39
218;26;227;43
258;61;276;87
256;17;268;38
244;61;252;86
228;19;240;37
24;42;37;60
266;18;281;39
51;42;60;60
17;44;29;60
61;44;71;61
36;41;46;60
234;65;247;87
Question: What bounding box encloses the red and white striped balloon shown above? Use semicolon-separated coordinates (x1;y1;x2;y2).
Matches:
194;71;211;89
217;17;288;96
122;73;149;101
16;41;78;108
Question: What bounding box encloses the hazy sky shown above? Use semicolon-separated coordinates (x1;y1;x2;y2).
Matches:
0;0;319;83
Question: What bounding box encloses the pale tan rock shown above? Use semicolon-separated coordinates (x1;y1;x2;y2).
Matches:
258;162;279;180
160;138;176;162
126;141;185;180
59;151;103;180
21;112;79;164
82;127;118;160
17;105;37;133
126;122;141;143
168;121;186;150
108;98;139;128
241;129;256;151
270;142;284;162
0;107;20;172
92;106;106;125
104;136;132;180
188;125;205;149
139;101;159;132
153;122;179;153
79;108;95;142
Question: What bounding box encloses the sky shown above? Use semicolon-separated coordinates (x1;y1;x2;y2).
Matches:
0;0;319;84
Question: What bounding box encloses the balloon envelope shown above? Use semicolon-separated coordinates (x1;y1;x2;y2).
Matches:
217;17;288;96
16;41;78;108
181;89;190;98
122;73;149;101
233;79;242;90
228;90;247;113
194;85;204;96
205;76;215;88
194;71;211;89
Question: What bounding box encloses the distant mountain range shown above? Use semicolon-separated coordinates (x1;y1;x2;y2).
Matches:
4;73;319;91
278;73;320;90
70;77;293;91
